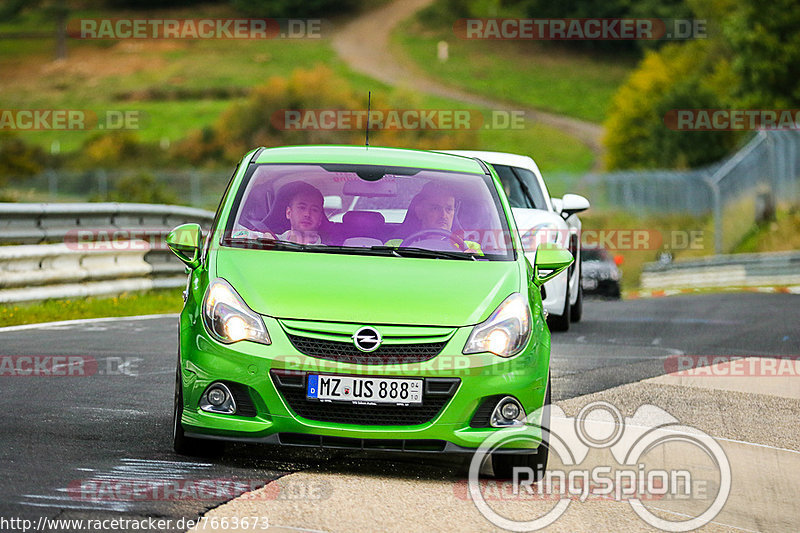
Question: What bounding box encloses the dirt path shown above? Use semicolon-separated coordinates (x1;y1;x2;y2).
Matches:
331;0;605;164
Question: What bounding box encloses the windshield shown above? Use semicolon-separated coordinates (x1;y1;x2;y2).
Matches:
221;163;515;261
491;164;548;210
581;248;610;262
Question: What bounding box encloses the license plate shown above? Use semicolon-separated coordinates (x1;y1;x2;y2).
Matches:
582;278;598;290
306;374;423;405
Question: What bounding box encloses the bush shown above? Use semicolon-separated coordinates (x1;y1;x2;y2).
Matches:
78;132;144;168
174;65;478;166
106;172;178;205
0;133;45;188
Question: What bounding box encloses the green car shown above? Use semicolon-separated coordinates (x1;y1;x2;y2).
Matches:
166;145;572;477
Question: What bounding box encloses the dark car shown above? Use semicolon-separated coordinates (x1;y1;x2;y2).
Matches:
580;246;622;298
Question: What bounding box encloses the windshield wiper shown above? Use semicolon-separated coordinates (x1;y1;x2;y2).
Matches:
371;245;477;261
221;237;309;251
222;238;403;257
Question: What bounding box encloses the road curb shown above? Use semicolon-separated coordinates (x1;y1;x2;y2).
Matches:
626;284;800;299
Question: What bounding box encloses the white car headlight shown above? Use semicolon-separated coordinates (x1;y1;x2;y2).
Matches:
463;293;532;358
203;278;271;345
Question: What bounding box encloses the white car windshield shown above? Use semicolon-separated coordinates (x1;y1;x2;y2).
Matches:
222;163;515;260
491;164;548;210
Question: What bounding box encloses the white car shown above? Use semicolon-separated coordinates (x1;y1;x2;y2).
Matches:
441;151;589;331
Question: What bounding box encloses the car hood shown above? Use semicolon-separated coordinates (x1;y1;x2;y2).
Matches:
511;208;566;233
212;248;521;327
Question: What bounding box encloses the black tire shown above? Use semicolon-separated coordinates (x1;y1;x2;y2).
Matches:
173;360;225;457
492;377;551;480
570;268;583;323
546;279;570;332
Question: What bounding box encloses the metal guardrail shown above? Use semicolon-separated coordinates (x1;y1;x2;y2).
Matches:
641;251;800;290
0;202;214;244
0;203;214;304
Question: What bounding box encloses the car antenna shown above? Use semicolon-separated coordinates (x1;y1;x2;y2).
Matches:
365;91;371;149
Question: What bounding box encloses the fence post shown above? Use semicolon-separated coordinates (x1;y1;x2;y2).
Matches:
97;169;108;200
47;170;58;199
702;174;722;255
191;174;201;207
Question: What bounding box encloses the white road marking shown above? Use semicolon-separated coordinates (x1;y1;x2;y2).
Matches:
0;314;178;333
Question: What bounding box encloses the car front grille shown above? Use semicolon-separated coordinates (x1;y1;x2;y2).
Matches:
270;370;459;426
286;334;447;365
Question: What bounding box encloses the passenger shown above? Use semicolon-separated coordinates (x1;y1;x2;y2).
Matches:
278;185;325;245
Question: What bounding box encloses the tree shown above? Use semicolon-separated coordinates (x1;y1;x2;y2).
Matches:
722;0;800;107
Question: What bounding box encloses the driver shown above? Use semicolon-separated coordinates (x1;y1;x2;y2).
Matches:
387;183;482;253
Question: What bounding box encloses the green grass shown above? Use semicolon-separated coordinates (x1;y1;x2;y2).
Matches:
392;14;636;123
579;210;712;290
1;6;595;175
734;207;800;254
0;288;183;327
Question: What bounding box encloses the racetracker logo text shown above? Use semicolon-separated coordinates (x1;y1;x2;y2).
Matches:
455;18;706;40
271;109;526;131
71;18;323;39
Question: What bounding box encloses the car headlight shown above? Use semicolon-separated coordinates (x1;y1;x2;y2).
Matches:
463;293;532;358
521;223;562;252
203;278;271;345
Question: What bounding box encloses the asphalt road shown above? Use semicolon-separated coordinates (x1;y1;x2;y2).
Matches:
0;293;797;532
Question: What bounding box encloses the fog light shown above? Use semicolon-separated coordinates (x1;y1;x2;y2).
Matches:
207;387;227;407
501;402;520;420
490;396;525;427
200;382;237;415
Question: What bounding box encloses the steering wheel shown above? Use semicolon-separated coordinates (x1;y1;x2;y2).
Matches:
400;228;467;251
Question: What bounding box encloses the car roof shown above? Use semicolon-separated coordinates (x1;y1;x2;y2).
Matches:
438;150;538;170
254;145;487;175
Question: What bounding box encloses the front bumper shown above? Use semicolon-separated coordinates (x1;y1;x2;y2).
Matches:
178;313;551;452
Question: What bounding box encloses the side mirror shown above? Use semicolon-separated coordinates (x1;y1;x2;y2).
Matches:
166;223;202;269
560;194;590;218
533;243;573;286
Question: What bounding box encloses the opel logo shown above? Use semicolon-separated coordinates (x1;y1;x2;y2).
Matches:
353;326;382;353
